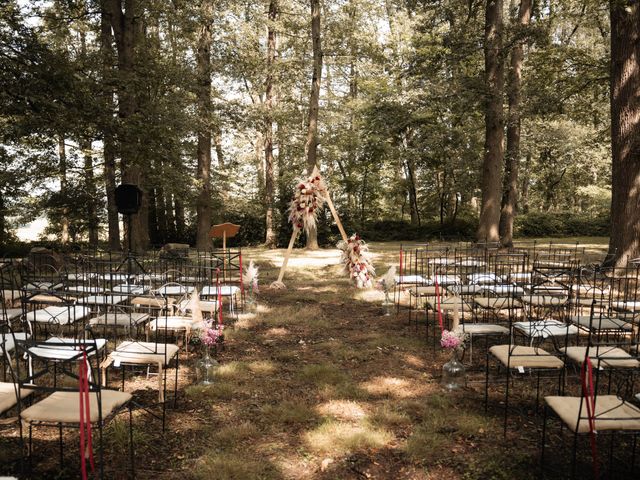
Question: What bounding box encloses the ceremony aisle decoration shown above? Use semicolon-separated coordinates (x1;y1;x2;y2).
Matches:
438;288;468;390
242;260;260;311
376;265;396;315
337;234;376;289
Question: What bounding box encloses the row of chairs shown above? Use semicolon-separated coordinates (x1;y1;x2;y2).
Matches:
0;249;245;478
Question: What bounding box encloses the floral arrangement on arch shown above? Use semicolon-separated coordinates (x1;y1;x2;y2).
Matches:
338;233;375;289
440;328;468;351
287;171;327;234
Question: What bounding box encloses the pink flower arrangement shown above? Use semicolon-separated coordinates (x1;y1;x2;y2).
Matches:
201;322;224;346
440;329;467;350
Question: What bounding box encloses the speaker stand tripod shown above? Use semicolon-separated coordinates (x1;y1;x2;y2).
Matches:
116;213;146;276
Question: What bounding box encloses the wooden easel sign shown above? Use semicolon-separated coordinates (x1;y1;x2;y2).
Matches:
209;222;241;250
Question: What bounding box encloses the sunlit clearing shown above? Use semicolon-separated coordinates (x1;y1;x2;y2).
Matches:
361;376;429;399
316;400;367;421
265;327;289;337
352;288;385;302
304;420;393;455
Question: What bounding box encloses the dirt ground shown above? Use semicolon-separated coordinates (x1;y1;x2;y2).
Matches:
4;239;634;479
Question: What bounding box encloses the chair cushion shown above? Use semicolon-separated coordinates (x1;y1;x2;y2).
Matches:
29;306;91;325
460;323;509;335
394;275;427;285
0;309;22;321
200;285;240;297
149;316;199;331
89;312;150;327
474;297;520;310
21;390;131;424
490;345;564;369
110;341;179;366
409;286;438;296
131;296;175;308
561;346;640;369
546;395;640;433
520;295;567;307
0;332;30;356
570;315;632;331
0;382;32;415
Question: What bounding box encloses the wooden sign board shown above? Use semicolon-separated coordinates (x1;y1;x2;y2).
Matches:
209;222;240;250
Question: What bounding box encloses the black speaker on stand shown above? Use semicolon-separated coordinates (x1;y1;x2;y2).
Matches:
115;184;146;274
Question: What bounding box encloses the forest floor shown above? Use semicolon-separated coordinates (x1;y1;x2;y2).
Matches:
4;237;629;480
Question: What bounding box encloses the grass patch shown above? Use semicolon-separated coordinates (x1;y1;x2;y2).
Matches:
369;403;411;428
192;452;281;480
213;421;260;446
260;401;318;426
104;418;149;455
304;420;394;455
185;381;236;401
298;363;347;385
405;424;449;464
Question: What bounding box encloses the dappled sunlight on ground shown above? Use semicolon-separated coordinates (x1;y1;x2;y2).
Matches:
361;376;430;399
304;421;394;456
316;400;368;421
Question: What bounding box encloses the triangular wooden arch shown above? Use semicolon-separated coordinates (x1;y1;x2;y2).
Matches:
273;167;348;287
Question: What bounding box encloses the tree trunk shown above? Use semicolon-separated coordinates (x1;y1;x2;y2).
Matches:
607;0;640;266
476;0;505;244
58;137;70;244
264;0;278;249
156;182;168;244
148;187;158;244
304;0;323;250
195;1;213;251
106;0;148;252
81;139;99;246
405;159;420;226
101;7;120;251
175;196;185;240
499;0;531;247
165;191;177;241
0;190;5;244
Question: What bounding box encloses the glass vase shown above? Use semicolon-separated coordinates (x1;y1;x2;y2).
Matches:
441;349;466;391
196;347;219;385
381;289;393;316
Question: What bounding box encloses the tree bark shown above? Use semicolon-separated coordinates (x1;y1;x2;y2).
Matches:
58;137;70;244
499;0;531;247
195;1;213;251
175;196;185;240
105;0;148;252
264;0;278;249
477;0;505;244
607;0;640;266
101;7;120;251
304;0;323;250
81;139;99;246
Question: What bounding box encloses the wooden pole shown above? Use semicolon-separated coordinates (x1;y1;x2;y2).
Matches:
275;227;299;285
325;192;348;242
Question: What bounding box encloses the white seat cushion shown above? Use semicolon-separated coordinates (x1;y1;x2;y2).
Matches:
149;315;199;331
77;294;128;306
0;308;22;321
0;382;33;415
21;390;131;424
561;346;640;369
546;395;640;433
513;320;578;339
89;312;150;327
0;332;30;356
200;285;240;297
460;324;509;335
28;337;107;361
110;341;179;366
29;306;92;325
490;345;564;369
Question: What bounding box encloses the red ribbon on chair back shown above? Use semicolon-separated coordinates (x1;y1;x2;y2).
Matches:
434;273;444;332
239;251;244;296
216;268;223;328
580;356;598;479
79;347;95;479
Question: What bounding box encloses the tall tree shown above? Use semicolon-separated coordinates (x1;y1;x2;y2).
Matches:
304;0;323;249
607;0;640;265
499;0;532;247
105;0;148;252
477;0;505;244
264;0;278;248
195;0;214;251
58;137;70;244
